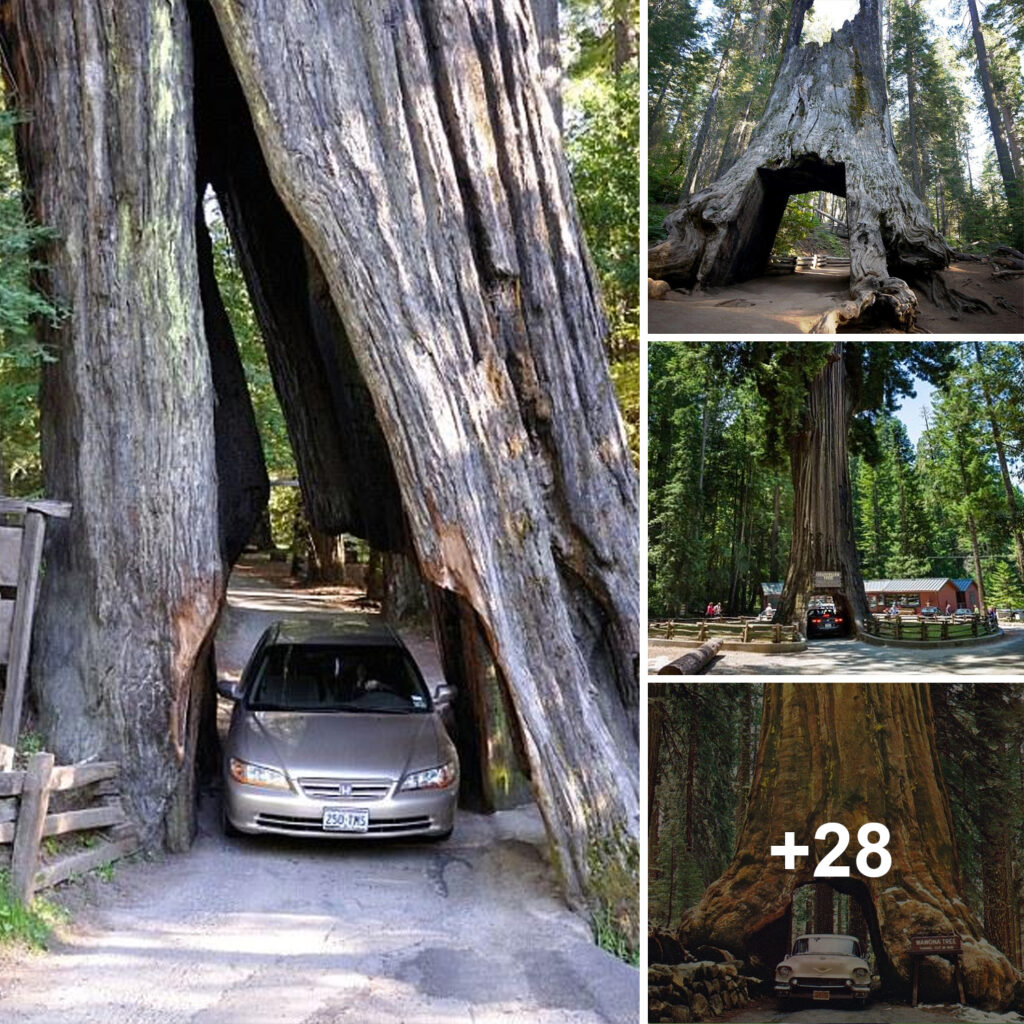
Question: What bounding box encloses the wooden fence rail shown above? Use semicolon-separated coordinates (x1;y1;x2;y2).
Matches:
863;613;999;642
649;618;800;644
0;750;137;903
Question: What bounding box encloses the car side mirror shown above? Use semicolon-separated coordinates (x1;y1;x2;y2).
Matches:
217;677;243;701
433;683;457;704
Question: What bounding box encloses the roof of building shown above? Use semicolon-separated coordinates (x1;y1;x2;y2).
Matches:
952;578;974;592
863;578;956;592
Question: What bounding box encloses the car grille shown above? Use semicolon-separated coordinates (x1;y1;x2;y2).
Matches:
297;777;392;801
254;813;433;834
793;977;850;990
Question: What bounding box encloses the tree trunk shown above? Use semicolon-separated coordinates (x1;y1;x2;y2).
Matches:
775;346;871;633
677;683;1019;1010
973;342;1024;586
812;883;834;934
0;1;224;849
650;0;948;332
4;0;640;936
530;0;562;130
306;527;347;584
966;0;1020;234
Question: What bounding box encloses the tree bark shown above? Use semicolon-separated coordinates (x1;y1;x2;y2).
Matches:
209;0;639;930
4;0;640;938
0;0;224;848
677;683;1019;1010
775;345;871;633
650;0;948;331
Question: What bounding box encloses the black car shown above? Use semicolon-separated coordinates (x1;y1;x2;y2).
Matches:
806;601;848;638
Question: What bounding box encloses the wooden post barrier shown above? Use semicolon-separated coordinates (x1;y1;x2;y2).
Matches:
10;751;54;903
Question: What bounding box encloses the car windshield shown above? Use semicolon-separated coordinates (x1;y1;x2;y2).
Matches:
792;936;859;956
246;643;432;714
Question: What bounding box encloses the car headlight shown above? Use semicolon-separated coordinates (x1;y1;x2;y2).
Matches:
229;758;291;790
400;761;457;791
853;967;869;980
776;965;792;979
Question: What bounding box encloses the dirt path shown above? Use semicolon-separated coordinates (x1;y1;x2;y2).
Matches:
648;262;1023;334
0;564;638;1023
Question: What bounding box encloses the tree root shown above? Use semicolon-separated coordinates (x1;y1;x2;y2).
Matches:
912;270;994;317
811;276;919;333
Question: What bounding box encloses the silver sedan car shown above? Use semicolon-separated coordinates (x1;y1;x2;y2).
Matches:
221;616;458;840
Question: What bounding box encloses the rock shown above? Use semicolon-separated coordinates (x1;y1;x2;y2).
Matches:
665;1007;693;1023
648;278;671;300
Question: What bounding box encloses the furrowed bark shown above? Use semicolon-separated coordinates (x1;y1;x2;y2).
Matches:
678;684;1019;1010
775;345;871;633
649;0;948;332
0;1;223;846
208;0;639;930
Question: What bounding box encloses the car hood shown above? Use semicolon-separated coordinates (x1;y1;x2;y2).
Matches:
782;954;867;975
232;709;448;780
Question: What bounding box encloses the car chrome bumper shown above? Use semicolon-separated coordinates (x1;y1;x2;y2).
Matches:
224;775;457;838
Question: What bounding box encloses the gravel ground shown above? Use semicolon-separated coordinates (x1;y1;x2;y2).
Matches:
0;564;638;1023
718;997;1024;1023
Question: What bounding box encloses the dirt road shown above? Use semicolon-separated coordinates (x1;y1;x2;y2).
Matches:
0;566;638;1023
719;997;1024;1023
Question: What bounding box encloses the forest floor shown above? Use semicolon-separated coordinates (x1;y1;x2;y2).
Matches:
719;996;1024;1023
648;622;1024;675
0;558;638;1023
648;262;1023;334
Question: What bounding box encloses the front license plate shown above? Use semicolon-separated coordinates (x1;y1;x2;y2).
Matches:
812;991;830;1001
322;808;369;832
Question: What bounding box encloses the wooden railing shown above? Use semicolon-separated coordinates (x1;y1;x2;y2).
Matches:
0;747;138;902
862;614;999;642
767;254;851;273
649;618;801;644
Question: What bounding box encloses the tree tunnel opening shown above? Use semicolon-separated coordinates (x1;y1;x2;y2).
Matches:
746;878;893;991
188;2;532;817
703;156;847;287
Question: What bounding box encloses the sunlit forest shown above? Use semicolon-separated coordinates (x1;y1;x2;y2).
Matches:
648;342;1024;617
649;0;1023;251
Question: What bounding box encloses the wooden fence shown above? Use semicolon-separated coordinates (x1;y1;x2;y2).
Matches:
767;254;851;274
862;613;999;642
649;618;801;644
0;498;72;754
0;746;138;903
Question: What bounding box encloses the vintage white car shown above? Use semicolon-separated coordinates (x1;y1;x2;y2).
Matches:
774;933;871;1009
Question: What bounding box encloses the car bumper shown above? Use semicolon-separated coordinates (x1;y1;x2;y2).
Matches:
224;773;457;839
775;982;870;1000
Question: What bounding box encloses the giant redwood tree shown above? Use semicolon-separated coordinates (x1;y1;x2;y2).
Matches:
679;684;1020;1010
748;342;952;632
649;0;976;331
0;0;639;933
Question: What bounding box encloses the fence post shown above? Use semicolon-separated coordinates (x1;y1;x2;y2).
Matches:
0;743;13;772
0;510;47;750
666;621;674;640
11;750;55;903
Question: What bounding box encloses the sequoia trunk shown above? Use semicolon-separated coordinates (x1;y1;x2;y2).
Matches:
0;1;224;847
775;346;870;633
678;684;1019;1010
649;0;949;331
3;0;639;935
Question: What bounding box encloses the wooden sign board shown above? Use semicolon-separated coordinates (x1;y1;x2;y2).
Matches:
813;571;841;588
911;933;962;954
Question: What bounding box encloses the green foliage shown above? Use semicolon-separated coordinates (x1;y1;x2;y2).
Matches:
770;195;821;256
563;4;639;461
0;871;63;948
0;104;63;495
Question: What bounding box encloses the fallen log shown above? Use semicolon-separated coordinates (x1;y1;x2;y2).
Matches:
656;639;722;675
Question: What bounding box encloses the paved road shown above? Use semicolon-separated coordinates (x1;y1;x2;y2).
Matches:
0;568;638;1023
649;624;1024;676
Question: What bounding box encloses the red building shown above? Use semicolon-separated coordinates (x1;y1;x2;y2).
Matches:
863;578;979;613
